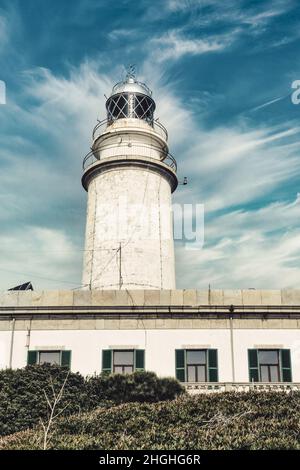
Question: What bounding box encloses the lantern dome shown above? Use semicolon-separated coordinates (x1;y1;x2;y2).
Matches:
110;77;153;98
106;69;155;123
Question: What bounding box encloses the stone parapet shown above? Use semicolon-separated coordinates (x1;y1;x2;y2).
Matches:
1;289;300;309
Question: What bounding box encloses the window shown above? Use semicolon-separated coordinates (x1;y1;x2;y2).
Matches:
113;350;134;374
175;349;218;383
107;93;129;119
27;350;71;368
102;349;145;375
134;95;154;120
106;93;155;122
39;351;61;366
259;350;280;382
248;349;292;382
186;350;207;382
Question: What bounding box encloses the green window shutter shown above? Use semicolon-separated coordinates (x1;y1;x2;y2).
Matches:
280;349;292;382
61;350;71;369
248;349;259;382
208;349;218;382
102;350;112;375
134;349;145;371
175;349;185;382
27;350;38;365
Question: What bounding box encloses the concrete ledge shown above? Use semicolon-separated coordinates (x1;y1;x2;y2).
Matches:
0;317;299;331
1;289;300;308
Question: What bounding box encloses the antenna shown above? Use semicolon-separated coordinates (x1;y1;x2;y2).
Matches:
118;243;123;289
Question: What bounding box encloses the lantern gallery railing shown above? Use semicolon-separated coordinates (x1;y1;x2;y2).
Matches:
184;382;300;394
82;143;177;172
92;118;168;142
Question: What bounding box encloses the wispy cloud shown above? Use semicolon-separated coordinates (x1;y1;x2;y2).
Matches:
250;94;289;112
164;0;296;48
0;15;8;50
180;123;300;212
0;226;82;290
0;62;114;289
176;194;300;289
166;0;292;25
108;28;138;42
148;0;295;62
151;29;238;62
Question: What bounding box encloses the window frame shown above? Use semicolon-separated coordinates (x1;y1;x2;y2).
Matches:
258;349;280;382
185;349;208;383
249;348;292;383
112;349;134;375
38;350;62;366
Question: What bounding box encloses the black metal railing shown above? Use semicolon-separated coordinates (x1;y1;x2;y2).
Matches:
92;117;168;142
82;142;177;172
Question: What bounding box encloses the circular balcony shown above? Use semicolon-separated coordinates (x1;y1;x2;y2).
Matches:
92;118;168;142
82;142;177;173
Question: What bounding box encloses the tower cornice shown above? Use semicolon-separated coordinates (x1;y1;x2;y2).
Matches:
81;155;178;193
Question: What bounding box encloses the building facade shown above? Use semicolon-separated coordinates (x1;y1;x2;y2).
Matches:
1;289;300;392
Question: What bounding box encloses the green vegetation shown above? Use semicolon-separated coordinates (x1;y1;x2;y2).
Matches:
1;391;300;450
0;366;299;450
0;365;184;437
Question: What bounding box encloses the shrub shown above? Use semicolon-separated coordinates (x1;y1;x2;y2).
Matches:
86;371;184;405
0;365;87;436
1;392;300;450
0;366;184;436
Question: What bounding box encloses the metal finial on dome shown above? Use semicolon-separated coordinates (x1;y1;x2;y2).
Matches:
126;64;136;81
110;66;153;98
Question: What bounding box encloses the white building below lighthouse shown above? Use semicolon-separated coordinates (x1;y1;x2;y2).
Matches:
0;288;300;393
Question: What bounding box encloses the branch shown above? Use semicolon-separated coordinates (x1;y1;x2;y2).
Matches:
40;371;70;450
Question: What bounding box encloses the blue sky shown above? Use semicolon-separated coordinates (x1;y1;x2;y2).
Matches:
0;0;300;290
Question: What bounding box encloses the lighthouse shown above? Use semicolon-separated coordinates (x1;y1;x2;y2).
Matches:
81;68;178;290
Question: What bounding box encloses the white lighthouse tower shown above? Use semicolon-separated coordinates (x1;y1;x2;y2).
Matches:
81;68;178;290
